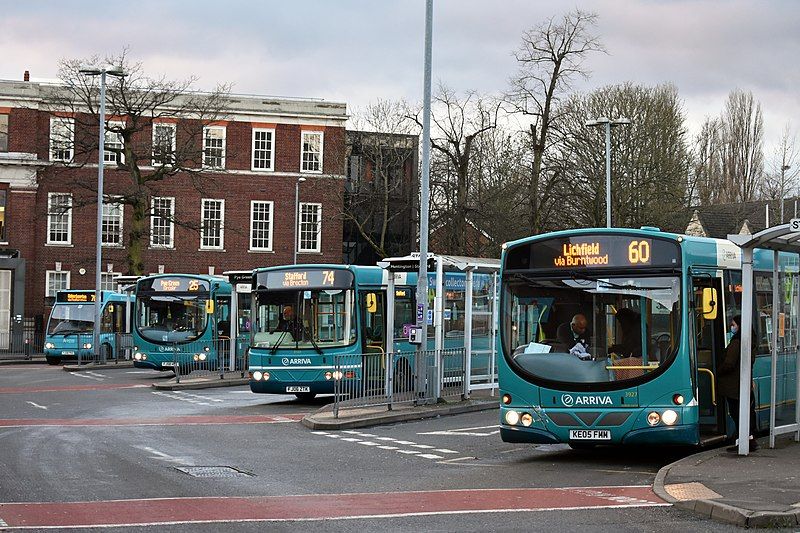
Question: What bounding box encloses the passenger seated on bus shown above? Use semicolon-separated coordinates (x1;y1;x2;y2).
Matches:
557;314;592;351
609;308;643;357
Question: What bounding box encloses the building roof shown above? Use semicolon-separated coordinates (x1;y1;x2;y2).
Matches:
662;198;800;239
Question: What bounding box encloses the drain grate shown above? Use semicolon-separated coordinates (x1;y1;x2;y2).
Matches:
175;466;254;478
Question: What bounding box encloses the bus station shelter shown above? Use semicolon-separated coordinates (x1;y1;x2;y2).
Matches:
729;220;800;456
378;253;500;398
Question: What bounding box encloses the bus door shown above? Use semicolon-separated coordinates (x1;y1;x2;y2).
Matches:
691;274;726;439
361;291;386;394
215;296;232;367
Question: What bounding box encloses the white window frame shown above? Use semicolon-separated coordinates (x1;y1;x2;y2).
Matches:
47;192;72;245
251;128;276;172
45;270;70;297
101;198;124;247
100;272;122;291
151;122;177;166
298;202;322;253
202;125;226;169
200;198;225;250
150;196;175;249
300;130;324;173
49;117;74;162
104;120;125;164
249;200;274;252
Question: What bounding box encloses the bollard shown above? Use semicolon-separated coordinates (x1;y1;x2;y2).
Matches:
173;344;180;384
24;338;31;360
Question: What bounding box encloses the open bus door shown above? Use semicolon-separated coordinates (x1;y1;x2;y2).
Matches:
691;274;728;443
360;290;386;395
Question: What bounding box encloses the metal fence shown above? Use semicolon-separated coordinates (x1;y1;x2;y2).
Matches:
0;330;45;360
171;335;249;383
332;348;467;418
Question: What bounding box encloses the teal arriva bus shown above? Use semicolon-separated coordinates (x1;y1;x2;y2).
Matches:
248;264;497;399
132;274;233;371
44;290;132;365
499;227;798;447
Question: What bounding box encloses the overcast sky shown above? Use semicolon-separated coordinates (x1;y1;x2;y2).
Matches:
2;0;798;158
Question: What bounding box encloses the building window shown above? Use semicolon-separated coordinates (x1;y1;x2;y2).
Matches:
249;201;273;251
200;198;224;250
46;270;70;297
102;200;123;246
301;131;323;173
251;128;275;171
150;197;174;248
0;114;8;152
203;126;226;169
0;187;7;242
100;272;121;291
104;121;124;164
47;193;72;245
50;117;74;162
298;202;322;252
152;122;176;165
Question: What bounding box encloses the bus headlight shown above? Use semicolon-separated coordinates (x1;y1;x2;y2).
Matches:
199;353;207;361
505;410;520;426
520;413;533;427
82;343;92;349
204;346;210;352
134;353;142;361
253;371;263;381
502;394;512;405
45;342;55;350
672;394;685;405
324;371;332;380
647;411;661;426
331;371;343;380
661;410;678;426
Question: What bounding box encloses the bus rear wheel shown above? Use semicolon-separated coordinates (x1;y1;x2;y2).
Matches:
46;356;61;366
294;392;317;401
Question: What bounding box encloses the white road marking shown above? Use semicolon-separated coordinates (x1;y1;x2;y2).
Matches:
410;444;434;449
417;453;444;459
378;446;398;450
397;450;420;455
126;371;158;374
151;391;212;406
434;449;458;454
85;371;106;379
228;390;254;394
340;438;362;442
418;424;500;437
312;433;461;462
71;372;104;382
173;391;224;403
26;401;48;410
358;441;380;446
133;445;192;465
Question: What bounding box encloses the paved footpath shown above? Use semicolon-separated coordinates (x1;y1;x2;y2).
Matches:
656;436;800;528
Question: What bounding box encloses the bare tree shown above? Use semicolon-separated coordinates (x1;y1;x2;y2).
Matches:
417;85;498;255
690;117;725;206
342;99;418;262
40;50;231;274
721;89;764;203
761;123;799;200
508;9;604;234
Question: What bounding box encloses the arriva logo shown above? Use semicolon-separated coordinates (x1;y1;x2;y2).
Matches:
561;394;612;406
282;358;312;365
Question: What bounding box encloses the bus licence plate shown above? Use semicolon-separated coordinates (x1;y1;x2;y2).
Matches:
62;351;75;355
569;429;611;441
286;386;310;393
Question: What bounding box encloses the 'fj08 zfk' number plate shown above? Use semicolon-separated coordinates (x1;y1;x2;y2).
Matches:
286;386;310;393
569;429;611;440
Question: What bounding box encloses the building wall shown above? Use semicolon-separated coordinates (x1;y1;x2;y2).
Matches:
0;92;347;322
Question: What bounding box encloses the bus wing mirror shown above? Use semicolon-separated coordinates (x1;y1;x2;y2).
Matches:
366;293;377;313
701;288;717;319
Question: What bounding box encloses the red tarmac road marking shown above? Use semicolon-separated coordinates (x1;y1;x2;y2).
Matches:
0;486;667;528
0;383;148;394
0;413;305;428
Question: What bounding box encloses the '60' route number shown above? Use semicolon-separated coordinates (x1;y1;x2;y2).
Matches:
627;240;651;265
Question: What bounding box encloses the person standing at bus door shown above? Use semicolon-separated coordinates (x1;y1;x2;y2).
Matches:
557;314;592;350
718;315;759;452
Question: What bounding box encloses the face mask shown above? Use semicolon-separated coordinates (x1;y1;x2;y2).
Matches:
730;325;738;335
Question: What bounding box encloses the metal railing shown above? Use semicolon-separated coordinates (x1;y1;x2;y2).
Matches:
333;348;466;418
171;336;249;383
0;330;46;359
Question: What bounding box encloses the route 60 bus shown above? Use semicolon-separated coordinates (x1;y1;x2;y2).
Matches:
498;227;798;448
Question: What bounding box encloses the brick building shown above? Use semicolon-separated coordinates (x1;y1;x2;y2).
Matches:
0;74;348;340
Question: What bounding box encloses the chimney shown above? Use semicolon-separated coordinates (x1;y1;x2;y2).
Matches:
23;71;30;82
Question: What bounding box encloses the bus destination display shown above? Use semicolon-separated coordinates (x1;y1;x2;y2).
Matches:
505;235;680;271
141;277;210;293
258;269;354;290
56;292;97;303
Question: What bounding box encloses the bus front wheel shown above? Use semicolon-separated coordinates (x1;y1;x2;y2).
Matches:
294;392;317;401
46;356;61;366
101;344;113;361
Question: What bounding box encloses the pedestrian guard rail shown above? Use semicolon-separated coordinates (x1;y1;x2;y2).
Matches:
333;348;467;418
170;335;249;383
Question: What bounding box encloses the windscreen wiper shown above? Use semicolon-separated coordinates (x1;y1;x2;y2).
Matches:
269;329;289;355
302;323;323;355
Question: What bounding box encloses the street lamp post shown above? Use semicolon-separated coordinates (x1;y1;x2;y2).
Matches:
293;177;306;264
781;164;791;223
79;66;125;364
586;117;630;228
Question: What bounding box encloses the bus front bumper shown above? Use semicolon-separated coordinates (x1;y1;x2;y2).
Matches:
249;379;335;395
500;423;699;446
133;360;175;371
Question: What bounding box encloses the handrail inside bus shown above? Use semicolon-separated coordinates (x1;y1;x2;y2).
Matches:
697;368;716;406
